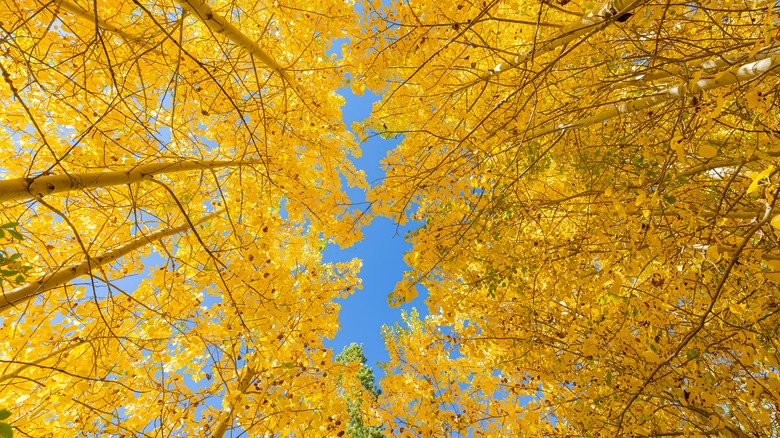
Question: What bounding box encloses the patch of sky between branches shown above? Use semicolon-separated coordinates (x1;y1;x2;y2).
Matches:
320;34;430;379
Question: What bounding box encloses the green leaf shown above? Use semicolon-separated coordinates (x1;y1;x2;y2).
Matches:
0;410;9;421
6;230;22;240
0;222;19;229
686;349;698;359
0;229;5;239
0;422;11;438
605;371;612;386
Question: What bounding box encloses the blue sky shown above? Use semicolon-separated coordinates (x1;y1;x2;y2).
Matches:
321;83;427;375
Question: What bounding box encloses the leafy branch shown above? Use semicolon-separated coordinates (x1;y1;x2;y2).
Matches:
0;223;29;285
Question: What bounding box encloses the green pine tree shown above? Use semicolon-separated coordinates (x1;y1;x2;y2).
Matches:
335;344;384;438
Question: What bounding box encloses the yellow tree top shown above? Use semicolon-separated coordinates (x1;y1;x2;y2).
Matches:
1;0;779;436
352;0;780;435
0;0;368;435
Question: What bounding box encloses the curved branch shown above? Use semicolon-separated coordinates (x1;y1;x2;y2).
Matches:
478;0;646;81
51;0;158;50
0;211;220;313
0;340;88;384
176;0;300;90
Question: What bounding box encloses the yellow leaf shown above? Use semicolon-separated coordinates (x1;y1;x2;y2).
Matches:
710;95;725;118
745;90;761;108
671;135;686;161
765;272;780;283
691;69;704;84
635;191;646;207
611;277;622;294
642;350;661;363
771;215;780;230
705;245;719;261
698;144;717;158
747;165;775;194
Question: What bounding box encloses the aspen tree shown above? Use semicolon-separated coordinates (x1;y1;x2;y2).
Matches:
0;0;363;436
354;0;780;435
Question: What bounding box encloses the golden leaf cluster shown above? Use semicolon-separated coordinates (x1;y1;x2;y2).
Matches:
1;0;779;436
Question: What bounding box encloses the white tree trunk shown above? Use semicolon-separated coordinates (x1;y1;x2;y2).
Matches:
176;0;300;90
615;44;780;89
529;54;780;138
484;0;646;78
0;159;262;202
0;212;219;313
210;365;257;438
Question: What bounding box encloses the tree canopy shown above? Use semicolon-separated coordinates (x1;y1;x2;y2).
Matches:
1;0;779;436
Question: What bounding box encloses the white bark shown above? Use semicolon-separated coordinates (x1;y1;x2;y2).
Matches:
176;0;300;90
615;44;780;89
0;212;219;313
0;159;261;202
483;0;646;79
528;54;780;138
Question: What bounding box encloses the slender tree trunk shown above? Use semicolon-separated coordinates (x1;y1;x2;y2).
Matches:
0;212;219;313
483;0;646;79
176;0;299;90
529;54;780;138
614;44;780;89
210;365;257;438
0;159;263;202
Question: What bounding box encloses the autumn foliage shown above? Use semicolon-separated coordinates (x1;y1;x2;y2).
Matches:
1;0;364;435
1;0;779;436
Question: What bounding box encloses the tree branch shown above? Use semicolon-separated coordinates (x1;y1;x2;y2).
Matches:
176;0;300;91
0;159;263;202
0;211;220;313
528;54;780;138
